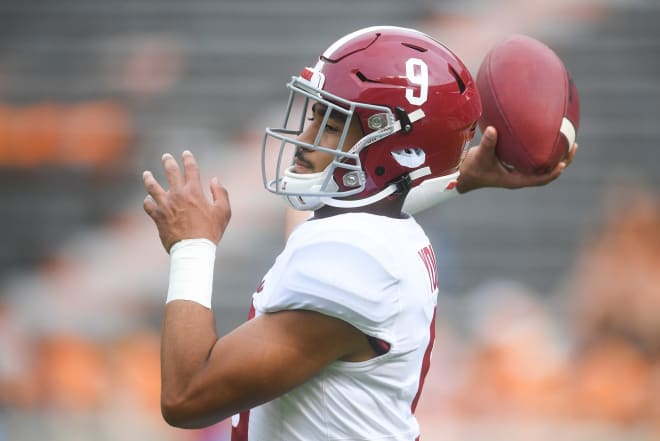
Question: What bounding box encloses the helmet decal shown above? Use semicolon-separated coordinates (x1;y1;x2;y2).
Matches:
392;148;426;168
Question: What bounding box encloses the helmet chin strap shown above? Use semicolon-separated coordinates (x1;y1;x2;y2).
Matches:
319;183;398;208
320;166;431;209
283;194;325;211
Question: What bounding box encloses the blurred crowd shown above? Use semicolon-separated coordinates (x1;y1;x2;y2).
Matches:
416;188;660;440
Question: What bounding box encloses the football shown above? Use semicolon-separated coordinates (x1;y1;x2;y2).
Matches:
476;34;580;174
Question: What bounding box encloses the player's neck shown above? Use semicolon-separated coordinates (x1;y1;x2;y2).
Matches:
314;195;406;220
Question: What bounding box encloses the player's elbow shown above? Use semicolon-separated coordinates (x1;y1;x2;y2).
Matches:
161;393;195;428
161;391;210;429
161;389;232;429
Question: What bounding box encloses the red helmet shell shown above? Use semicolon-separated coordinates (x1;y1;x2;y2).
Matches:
314;26;482;196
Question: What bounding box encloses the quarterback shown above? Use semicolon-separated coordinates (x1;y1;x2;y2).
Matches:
142;26;575;440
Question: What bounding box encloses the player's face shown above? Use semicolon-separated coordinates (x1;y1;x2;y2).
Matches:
292;103;363;174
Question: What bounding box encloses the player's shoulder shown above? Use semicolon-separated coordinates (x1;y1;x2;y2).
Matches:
291;212;423;250
282;213;408;282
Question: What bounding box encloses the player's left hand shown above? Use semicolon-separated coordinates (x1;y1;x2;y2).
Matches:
142;150;231;252
456;126;577;193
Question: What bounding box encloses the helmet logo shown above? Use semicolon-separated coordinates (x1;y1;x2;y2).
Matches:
392;148;426;168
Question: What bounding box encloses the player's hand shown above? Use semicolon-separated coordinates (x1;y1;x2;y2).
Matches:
456;126;577;193
142;150;231;252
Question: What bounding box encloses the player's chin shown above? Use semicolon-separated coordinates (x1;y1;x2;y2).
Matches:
293;163;314;174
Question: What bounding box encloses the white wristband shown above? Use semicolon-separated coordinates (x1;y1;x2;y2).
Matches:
167;238;217;309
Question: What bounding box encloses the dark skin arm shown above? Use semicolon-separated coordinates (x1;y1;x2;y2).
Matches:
142;151;375;428
158;303;369;428
456;126;577;193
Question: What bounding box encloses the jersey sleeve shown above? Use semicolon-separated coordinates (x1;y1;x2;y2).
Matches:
254;239;400;341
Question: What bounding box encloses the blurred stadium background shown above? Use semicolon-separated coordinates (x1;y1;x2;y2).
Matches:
0;0;659;440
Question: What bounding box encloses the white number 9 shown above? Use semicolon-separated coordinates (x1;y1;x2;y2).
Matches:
405;58;429;106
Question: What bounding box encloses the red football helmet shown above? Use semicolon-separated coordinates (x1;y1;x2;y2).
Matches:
262;25;482;210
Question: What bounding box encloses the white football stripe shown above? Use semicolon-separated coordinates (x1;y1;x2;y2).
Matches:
560;117;576;151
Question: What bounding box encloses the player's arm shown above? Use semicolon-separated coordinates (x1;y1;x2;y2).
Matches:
402;126;577;214
456;126;577;193
160;306;368;428
142;152;370;428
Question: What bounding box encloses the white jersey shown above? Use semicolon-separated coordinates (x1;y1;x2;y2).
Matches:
232;212;439;441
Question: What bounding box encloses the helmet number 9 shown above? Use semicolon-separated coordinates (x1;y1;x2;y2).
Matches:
405;58;429;106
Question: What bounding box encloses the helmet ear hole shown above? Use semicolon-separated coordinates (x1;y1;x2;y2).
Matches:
375;166;385;176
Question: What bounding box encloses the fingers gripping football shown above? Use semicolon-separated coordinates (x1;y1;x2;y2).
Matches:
457;127;578;193
143;150;231;252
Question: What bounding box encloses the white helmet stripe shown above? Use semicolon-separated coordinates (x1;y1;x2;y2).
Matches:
322;25;417;59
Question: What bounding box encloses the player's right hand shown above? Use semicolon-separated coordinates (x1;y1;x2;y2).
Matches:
456;126;577;193
142;150;231;252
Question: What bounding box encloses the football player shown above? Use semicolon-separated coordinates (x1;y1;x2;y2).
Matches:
142;26;576;440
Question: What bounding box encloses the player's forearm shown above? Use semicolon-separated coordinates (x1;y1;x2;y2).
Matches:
160;301;220;428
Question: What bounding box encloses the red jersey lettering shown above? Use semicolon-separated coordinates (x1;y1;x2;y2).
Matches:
417;244;438;292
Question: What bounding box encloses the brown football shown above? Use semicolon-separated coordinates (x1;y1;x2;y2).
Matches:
476;34;580;174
